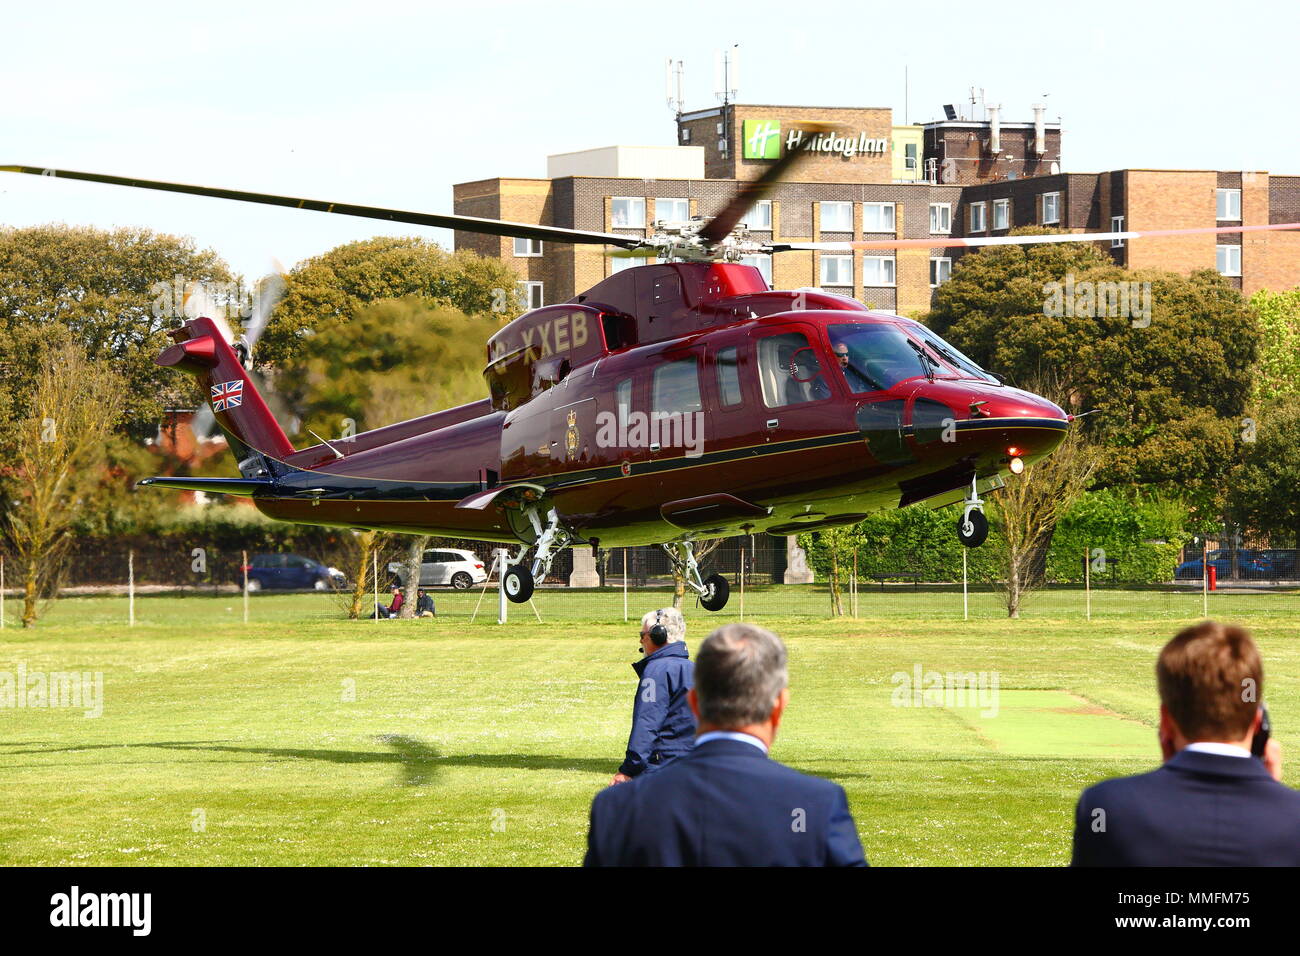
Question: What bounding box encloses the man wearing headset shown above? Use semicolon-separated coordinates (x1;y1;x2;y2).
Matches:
610;607;696;786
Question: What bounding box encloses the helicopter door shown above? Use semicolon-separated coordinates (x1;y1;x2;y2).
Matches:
648;351;704;463
752;328;833;440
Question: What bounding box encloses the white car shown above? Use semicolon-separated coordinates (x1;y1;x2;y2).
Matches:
388;548;487;590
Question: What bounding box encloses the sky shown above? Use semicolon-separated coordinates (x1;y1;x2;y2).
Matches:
2;0;1296;280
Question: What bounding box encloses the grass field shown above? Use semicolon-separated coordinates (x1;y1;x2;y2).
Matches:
1;586;1297;866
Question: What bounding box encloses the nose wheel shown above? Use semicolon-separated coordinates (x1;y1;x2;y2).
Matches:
662;541;730;612
502;504;571;604
957;476;989;548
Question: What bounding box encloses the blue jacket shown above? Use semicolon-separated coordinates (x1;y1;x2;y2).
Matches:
1072;749;1300;866
619;641;695;777
587;736;867;866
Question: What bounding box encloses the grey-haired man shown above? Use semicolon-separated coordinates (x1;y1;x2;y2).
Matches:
610;607;695;786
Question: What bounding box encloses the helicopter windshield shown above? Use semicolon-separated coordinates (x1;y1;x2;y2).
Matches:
828;324;934;392
905;323;999;383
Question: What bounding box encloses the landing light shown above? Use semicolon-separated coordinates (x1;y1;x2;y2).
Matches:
1009;456;1025;475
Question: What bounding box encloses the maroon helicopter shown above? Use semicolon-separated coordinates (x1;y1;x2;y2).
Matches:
7;149;1292;610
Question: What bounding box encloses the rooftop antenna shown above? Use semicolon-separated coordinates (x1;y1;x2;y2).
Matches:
715;44;739;105
666;58;685;116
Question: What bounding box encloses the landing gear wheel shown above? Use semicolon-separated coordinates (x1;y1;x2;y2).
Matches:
700;573;730;612
957;510;989;548
502;565;534;603
451;572;473;590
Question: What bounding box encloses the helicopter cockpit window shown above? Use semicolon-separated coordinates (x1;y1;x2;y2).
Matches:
828;324;930;393
757;332;831;408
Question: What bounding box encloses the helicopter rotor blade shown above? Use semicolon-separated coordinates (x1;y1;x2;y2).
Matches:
770;220;1300;253
697;123;839;246
0;164;645;249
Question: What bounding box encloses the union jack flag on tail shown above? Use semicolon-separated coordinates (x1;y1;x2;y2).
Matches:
210;379;244;412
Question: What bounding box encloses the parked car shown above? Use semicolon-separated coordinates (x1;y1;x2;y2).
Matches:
1175;550;1274;580
243;553;346;591
388;548;487;590
1259;550;1299;576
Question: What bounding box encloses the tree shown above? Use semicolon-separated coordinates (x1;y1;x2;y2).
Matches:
1;344;125;626
1230;399;1300;546
1248;287;1300;405
992;425;1100;618
0;224;235;432
396;535;431;618
274;297;501;441
256;237;523;367
927;237;1260;514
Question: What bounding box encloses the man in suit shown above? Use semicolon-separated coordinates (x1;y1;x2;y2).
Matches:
610;608;694;785
586;622;867;866
1072;620;1299;866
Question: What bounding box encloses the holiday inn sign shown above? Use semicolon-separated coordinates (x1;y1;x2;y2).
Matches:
742;118;889;160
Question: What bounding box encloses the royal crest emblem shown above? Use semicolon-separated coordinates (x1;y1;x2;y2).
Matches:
565;409;579;458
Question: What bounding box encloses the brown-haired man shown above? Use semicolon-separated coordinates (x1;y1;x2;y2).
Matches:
1072;621;1299;866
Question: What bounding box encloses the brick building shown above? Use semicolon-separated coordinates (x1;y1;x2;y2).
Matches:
453;103;1300;313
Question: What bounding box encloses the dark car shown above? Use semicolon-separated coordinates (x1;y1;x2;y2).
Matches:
1259;550;1299;577
242;553;345;591
1175;549;1274;580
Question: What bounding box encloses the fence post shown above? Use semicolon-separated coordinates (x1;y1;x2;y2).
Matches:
1;553;5;630
622;547;628;623
1203;549;1209;618
128;548;135;628
739;550;745;620
852;549;858;618
1084;547;1091;622
242;549;249;625
962;548;968;621
373;551;379;622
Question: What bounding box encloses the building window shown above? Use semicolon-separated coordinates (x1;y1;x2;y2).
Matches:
1216;244;1242;277
820;254;853;286
904;143;918;171
862;256;895;287
513;237;543;257
862;202;896;232
655;198;690;223
610;255;641;274
993;199;1010;230
517;281;543;310
969;202;987;233
929;257;952;287
611;197;646;228
739;253;772;285
680;128;691;144
929;203;952;234
1111;216;1125;248
744;200;772;230
1040;192;1061;225
819;201;853;232
1216;188;1241;220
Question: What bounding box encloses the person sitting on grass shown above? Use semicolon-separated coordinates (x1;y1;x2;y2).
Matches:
415;588;436;618
376;584;403;619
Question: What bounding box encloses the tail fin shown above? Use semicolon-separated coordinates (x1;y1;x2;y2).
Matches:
157;316;295;470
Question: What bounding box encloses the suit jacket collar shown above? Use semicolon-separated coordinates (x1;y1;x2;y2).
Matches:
1167;748;1272;780
689;737;769;760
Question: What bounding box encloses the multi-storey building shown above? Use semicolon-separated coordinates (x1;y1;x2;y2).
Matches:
453;103;1300;312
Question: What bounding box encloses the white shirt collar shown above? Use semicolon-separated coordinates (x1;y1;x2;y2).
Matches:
1184;741;1252;759
696;730;768;755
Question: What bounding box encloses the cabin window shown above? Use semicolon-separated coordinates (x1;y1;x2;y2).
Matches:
912;398;954;444
715;346;743;406
615;377;633;424
652;358;702;415
757;332;831;408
